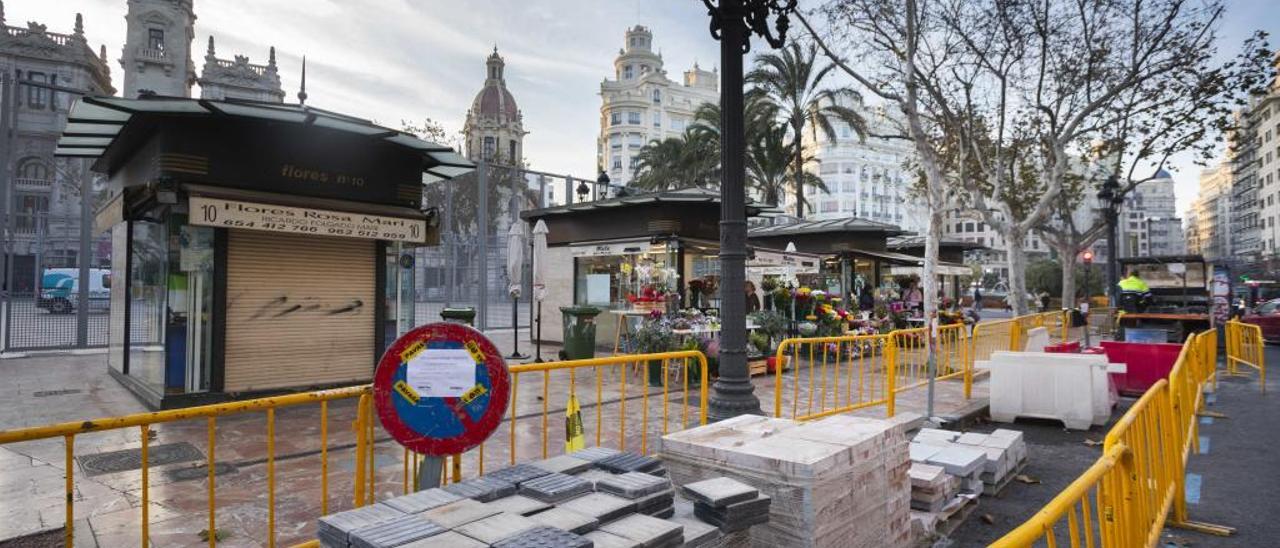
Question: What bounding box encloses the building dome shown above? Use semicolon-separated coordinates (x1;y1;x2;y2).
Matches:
1153;168;1172;180
471;47;520;122
473;85;519;121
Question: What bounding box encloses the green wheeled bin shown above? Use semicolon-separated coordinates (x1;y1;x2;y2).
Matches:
440;307;477;326
559;306;601;360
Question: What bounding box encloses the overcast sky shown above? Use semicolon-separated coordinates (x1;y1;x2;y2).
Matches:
12;0;1276;217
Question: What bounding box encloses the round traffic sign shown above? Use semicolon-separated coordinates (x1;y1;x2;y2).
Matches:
373;322;510;456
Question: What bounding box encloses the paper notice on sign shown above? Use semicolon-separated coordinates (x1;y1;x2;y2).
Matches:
406;348;476;398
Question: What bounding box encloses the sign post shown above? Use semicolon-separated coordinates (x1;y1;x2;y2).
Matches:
373;322;510;489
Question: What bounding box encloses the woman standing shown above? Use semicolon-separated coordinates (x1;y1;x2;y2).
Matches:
745;280;761;313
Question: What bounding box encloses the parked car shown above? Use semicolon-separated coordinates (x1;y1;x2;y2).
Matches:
37;268;111;314
1242;298;1280;343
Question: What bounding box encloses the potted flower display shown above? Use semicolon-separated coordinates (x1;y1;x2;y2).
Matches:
632;311;675;387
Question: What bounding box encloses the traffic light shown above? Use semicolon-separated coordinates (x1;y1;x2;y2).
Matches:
1081;251;1094;265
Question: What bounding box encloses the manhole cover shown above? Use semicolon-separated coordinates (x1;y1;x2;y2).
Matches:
77;442;205;476
32;389;81;398
164;462;237;483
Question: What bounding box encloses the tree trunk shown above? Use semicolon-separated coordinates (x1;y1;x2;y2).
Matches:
1060;247;1077;309
793;122;805;218
922;206;943;418
1005;228;1030;315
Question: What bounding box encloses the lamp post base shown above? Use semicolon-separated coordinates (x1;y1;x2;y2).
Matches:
707;349;763;422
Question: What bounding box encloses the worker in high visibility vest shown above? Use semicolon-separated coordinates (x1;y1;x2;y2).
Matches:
1118;271;1152;312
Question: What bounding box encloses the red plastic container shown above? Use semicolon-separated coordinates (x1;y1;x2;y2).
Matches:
1044;340;1081;353
1099;341;1184;396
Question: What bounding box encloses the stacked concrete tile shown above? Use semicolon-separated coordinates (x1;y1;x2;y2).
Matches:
321;446;769;547
661;414;911;548
952;429;1028;491
906;463;959;513
909;428;1027;496
684;478;771;533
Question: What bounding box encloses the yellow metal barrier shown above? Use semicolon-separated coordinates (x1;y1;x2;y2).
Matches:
992;331;1233;547
1225;320;1266;392
0;350;707;548
772;331;895;420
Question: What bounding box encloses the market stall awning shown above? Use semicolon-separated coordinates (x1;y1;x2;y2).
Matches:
747;217;906;238
55;96;474;184
888;264;972;277
521;187;783;219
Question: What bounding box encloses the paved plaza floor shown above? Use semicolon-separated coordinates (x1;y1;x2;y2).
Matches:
0;331;989;547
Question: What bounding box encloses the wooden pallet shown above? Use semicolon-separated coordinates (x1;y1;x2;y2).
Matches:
982;459;1028;497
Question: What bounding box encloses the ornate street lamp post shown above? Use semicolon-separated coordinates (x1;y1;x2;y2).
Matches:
1096;175;1123;307
596;171;611;201
702;0;796;421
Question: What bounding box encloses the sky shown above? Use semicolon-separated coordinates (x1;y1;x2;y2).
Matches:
11;0;1278;217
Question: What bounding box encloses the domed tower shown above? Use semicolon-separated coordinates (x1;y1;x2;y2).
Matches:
120;0;196;98
463;47;526;166
614;25;662;81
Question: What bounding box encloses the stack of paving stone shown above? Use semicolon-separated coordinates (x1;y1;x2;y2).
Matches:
661;414;912;548
682;478;772;534
906;463;960;513
910;427;1027;496
319;446;781;547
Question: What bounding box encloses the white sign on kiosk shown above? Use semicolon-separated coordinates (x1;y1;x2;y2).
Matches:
190;196;428;243
405;348;475;398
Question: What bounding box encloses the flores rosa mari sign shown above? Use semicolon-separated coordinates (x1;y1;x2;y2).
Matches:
189;196;427;243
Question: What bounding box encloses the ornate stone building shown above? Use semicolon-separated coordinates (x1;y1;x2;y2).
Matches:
598;25;718;186
120;0;196;98
0;4;115;284
198;37;284;102
463;47;525;166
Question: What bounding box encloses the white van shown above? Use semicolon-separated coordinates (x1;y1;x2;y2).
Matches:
37;268;111;314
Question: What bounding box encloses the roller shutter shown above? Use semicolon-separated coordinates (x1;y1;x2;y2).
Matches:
224;230;375;392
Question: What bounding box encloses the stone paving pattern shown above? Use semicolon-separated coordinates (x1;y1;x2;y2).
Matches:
0;335;988;546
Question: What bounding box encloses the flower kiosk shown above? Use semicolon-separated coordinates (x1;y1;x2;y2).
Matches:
58;96;472;408
518;188;817;367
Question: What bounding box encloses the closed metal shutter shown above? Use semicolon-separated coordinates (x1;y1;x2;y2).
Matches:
224;230;375;392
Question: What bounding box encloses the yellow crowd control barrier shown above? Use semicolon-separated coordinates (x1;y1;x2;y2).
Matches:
1225;320;1266;392
992;330;1234;547
0;350;707;548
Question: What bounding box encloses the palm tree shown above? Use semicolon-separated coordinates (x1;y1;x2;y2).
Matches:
631;128;720;191
748;42;866;218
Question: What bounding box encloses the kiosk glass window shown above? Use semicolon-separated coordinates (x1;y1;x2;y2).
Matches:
108;223;128;374
127;218;169;392
383;243;416;354
574;246;676;308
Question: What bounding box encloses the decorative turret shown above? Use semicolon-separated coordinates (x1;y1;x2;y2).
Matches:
464;46;526;165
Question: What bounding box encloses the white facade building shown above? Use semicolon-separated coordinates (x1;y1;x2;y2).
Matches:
1255;69;1280;257
1189;163;1234;260
792;101;928;235
197;37;283;102
598;25;718;186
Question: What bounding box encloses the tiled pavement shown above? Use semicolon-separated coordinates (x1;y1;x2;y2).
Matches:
0;334;988;547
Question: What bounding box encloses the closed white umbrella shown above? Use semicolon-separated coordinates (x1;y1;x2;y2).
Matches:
531;220;549;362
532;220;548;302
505;222;528;359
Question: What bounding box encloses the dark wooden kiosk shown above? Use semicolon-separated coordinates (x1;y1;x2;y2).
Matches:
887;235;984;302
519;187;811;348
55;96;473;408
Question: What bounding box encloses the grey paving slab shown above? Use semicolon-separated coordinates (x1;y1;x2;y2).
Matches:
576;468;620;487
632;489;675;512
518;472;593;503
925;445;987;477
596;471;671;499
487;494;554;516
486;463;555;485
679;477;757;508
443;475;518;502
453;512;541;545
399;530;488;548
595;452;663;474
349;515;446;548
694;494;770;521
557;492;637;523
420;498;502;529
382;488;464;514
598;513;684;548
570;446;623;462
527;506;599;535
531;454;593;475
584;530;643;548
491;525;593;548
693;505;769;533
670;515;721;547
317;503;405;542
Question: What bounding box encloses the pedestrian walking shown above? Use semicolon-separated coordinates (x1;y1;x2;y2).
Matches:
973;285;983;312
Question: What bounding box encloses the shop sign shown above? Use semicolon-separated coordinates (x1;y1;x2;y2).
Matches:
569;241;651;257
189;196;427;243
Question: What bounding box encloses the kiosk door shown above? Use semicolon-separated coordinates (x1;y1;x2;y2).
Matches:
224;230;376;391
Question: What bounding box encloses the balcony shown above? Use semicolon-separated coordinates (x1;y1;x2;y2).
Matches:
135;47;170;62
15;178;51;191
